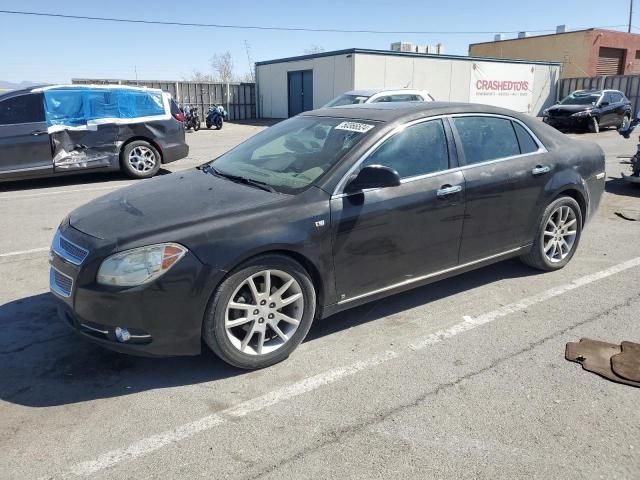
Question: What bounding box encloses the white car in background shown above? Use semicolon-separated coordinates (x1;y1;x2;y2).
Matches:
324;88;434;107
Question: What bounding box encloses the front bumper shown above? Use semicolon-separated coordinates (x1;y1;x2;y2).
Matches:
49;224;224;357
543;115;591;130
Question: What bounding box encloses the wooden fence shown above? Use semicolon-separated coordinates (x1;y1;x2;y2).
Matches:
72;78;256;121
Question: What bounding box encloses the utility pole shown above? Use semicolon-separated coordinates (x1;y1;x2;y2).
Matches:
629;0;634;33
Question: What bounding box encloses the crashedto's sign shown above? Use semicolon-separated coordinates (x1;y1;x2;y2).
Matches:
469;62;535;113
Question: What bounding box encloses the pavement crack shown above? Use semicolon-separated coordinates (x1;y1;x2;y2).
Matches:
244;292;640;480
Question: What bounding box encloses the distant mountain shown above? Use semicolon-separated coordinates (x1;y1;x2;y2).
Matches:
0;80;45;91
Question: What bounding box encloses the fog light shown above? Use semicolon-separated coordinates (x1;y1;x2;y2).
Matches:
115;327;131;343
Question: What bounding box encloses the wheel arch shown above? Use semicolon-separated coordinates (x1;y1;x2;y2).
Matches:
216;248;326;318
552;187;587;226
119;136;164;164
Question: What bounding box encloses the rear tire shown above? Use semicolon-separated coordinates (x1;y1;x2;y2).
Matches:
203;254;316;369
194;118;201;131
120;140;161;179
520;196;582;271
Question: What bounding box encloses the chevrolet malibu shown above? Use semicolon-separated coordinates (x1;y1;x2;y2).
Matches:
49;102;605;369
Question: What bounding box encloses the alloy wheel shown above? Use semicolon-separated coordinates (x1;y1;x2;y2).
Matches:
128;146;157;172
225;270;304;355
543;205;578;263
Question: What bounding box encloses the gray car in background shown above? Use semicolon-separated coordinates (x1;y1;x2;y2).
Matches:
0;85;189;182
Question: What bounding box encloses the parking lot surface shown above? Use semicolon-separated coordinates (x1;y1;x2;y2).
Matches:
1;124;639;479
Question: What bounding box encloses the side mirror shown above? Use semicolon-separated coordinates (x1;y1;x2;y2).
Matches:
345;165;401;193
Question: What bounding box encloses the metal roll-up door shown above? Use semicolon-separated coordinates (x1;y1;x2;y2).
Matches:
597;47;625;75
632;51;640;74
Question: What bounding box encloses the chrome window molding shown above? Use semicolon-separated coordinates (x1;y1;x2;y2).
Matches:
332;113;548;197
51;230;89;266
338;246;523;305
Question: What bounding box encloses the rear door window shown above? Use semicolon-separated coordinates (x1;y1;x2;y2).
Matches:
362;119;449;178
452;116;520;165
610;92;624;103
0;93;45;125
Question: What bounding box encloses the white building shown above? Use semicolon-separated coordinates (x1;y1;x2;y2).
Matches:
255;48;561;118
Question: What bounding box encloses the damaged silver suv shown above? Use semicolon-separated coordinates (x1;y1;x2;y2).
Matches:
0;85;189;181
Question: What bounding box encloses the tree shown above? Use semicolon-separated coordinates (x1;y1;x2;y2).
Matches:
187;70;214;82
304;45;325;54
211;52;235;84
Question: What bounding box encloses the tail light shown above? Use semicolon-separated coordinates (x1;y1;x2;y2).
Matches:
173;112;185;122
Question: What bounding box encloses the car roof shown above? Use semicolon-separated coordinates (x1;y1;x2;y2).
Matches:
574;89;623;95
304;101;528;123
343;88;427;97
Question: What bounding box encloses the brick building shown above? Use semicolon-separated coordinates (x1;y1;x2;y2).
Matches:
469;28;640;78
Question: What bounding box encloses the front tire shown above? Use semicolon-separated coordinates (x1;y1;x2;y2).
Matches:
193;118;201;131
520;196;582;271
203;254;316;369
588;116;600;133
120;140;161;179
215;117;223;130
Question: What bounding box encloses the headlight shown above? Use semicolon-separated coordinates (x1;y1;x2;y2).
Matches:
97;243;187;287
571;110;592;117
542;109;549;116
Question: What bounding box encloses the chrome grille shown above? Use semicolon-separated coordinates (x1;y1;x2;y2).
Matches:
50;267;73;298
52;230;89;265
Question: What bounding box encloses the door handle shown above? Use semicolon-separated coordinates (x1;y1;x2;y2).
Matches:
31;130;47;136
436;184;463;198
531;165;551;176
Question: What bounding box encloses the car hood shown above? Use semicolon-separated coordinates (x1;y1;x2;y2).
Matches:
69;169;284;243
547;104;596;113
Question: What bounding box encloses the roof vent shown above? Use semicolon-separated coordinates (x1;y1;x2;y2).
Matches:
494;34;505;41
518;31;529;39
556;24;568;33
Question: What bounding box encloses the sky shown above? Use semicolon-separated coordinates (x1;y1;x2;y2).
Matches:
0;0;637;84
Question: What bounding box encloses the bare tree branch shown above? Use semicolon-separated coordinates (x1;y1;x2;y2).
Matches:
211;52;235;83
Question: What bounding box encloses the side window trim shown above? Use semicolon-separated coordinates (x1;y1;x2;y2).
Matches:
332;113;547;196
448;113;547;168
333;115;454;195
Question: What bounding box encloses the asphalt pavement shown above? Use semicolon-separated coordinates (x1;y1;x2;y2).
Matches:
0;124;639;480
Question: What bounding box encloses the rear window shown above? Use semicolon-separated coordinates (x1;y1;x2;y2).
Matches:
0;93;45;125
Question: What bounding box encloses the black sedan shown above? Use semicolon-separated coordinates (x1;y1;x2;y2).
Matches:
49;102;605;369
543;89;632;133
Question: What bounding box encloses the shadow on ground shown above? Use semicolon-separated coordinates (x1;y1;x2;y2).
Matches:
605;176;640;198
0;258;538;408
0;169;173;194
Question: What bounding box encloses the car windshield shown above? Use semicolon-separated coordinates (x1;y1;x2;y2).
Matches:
324;94;371;107
560;92;601;106
208;116;376;194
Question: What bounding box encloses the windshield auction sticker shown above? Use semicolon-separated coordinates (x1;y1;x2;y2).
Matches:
335;121;375;133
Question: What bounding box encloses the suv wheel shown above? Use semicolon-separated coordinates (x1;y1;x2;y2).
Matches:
588;116;600;133
121;141;161;179
520;196;582;271
203;254;316;369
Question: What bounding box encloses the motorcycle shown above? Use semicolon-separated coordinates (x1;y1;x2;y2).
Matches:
617;116;640;184
206;104;227;130
183;107;201;131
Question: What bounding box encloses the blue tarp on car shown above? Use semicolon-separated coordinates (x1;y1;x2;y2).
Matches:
42;87;166;127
